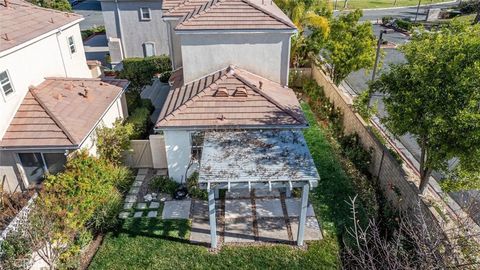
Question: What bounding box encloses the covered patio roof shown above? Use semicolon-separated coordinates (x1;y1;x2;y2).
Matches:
199;129;320;190
198;129;320;249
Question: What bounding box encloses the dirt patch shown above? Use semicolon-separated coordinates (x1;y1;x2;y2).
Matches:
0;190;35;230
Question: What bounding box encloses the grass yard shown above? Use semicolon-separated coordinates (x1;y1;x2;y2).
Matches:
333;0;452;10
89;103;364;270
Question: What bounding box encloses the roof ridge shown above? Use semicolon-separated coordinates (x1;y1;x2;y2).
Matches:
233;70;304;124
157;67;229;124
29;87;78;145
240;0;296;29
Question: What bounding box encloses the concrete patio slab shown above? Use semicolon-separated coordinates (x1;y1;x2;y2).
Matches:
123;202;133;210
119;212;130;219
125;195;137;203
255;198;284;218
149;202;160;209
162;200;191;219
255;189;280;198
224;217;255;243
290;217;322;241
136;203;147;210
138;168;149;175
257;217;289;242
285;199;316;217
225;199;252;219
133;211;143;218
147;211;158;218
135;175;146;181
225;189;251;199
190;218;221;245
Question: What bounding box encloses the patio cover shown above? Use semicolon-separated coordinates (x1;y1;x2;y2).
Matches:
198;129;320;248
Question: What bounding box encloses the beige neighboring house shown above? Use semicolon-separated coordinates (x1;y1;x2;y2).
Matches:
154;0;306;181
0;0;129;192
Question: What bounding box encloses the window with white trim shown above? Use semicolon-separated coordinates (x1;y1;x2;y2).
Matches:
68;36;76;54
140;7;151;21
143;42;155;57
0;70;14;98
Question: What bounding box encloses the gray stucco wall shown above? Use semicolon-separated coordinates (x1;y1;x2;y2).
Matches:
101;0;170;61
168;20;183;69
179;32;292;85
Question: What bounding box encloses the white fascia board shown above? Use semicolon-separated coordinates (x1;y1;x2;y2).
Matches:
174;29;297;35
154;124;308;132
0;18;84;58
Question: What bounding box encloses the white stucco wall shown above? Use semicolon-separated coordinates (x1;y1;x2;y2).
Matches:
0;23;91;139
163;130;191;182
168;20;183;69
80;94;127;156
179;32;292;85
101;0;170;62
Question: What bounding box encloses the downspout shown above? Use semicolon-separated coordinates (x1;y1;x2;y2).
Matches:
114;0;126;59
286;33;292;87
55;30;68;77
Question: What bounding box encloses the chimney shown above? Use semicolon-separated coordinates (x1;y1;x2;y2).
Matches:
214;87;229;97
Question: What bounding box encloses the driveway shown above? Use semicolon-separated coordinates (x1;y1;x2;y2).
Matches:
73;0;104;30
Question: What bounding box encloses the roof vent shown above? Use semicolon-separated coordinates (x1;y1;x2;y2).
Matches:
214;87;228;97
1;33;9;41
79;87;90;98
234;87;247;97
259;81;263;89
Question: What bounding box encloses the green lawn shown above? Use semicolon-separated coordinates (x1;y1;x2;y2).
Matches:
334;0;452;10
89;103;364;270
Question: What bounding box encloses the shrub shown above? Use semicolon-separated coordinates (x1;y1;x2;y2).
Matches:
394;19;419;31
459;0;480;14
127;106;153;139
96;120;133;165
159;70;172;83
0;231;32;270
187;172;207;200
88;191;123;233
149;176;179;195
353;90;377;121
110;166;135;194
81;25;106;41
338;133;372;176
382;16;393;25
119;56;172;87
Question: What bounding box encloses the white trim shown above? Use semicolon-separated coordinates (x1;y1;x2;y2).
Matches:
286;35;292;87
0;19;83;58
142;42;156;57
0;69;16;102
67;35;77;55
139;7;152;21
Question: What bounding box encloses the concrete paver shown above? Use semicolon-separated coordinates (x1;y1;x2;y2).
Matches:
255;198;284;218
285;198;316;217
257;217;289;242
290;217;323;241
224;217;255;243
224;199;252;219
162;200;191;219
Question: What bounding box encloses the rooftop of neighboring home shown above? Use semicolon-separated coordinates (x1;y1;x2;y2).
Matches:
162;0;296;31
155;65;306;129
0;0;82;53
0;78;129;148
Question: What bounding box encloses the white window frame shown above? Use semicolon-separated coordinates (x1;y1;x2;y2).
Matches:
140;7;151;21
0;70;15;101
143;42;156;57
67;35;76;54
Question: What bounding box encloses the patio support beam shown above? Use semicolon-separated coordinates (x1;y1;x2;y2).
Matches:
214;188;219;199
208;189;217;249
297;183;309;246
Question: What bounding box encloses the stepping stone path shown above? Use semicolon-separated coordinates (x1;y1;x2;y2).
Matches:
147;211;158;218
119;169;149;219
150;202;160;209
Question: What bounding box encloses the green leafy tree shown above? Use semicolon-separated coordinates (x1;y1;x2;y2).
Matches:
320;9;376;85
28;0;72;11
96;119;133;165
441;161;480;192
371;21;480;193
275;0;330;67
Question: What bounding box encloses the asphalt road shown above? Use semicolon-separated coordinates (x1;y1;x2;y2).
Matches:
73;0;104;30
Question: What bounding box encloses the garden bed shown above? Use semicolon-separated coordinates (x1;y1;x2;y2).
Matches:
0;190;35;231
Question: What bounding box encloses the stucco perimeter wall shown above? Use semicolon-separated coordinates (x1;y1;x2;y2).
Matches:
163;130;191;183
101;0;170;59
0;23;90;138
179;32;291;85
311;66;439;224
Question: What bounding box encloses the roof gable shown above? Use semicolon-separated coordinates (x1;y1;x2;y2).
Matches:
164;0;295;31
155;66;306;128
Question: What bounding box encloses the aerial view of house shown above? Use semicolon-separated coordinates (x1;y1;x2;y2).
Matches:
1;0;479;269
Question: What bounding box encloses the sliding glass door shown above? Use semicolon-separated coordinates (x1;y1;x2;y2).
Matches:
17;152;67;185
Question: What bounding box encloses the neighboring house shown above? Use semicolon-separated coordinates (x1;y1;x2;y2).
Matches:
0;0;129;192
100;0;170;67
154;0;303;182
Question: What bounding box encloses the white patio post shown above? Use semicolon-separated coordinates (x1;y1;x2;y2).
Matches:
297;182;309;246
208;188;217;249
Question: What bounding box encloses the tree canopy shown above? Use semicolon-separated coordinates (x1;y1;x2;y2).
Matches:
371;21;480;193
320;9;376;85
28;0;72;12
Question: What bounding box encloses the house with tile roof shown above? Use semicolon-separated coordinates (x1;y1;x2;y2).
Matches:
0;0;130;192
154;0;308;182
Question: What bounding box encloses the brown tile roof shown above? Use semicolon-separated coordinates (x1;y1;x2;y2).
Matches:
0;0;82;53
163;0;295;31
155;65;306;129
0;78;129;148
